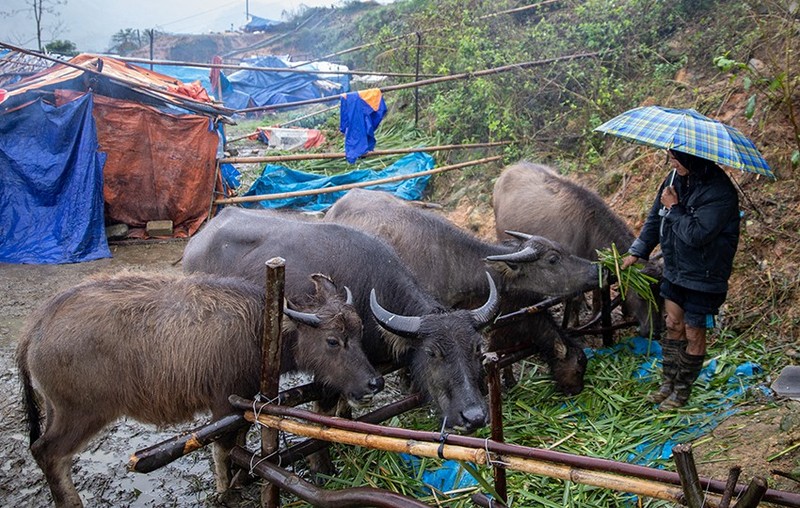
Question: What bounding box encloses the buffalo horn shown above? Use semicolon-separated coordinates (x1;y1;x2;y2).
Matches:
344;286;354;305
470;272;500;327
369;289;421;338
485;245;539;263
284;307;322;327
504;230;533;241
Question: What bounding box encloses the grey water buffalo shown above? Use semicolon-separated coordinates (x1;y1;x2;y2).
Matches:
493;161;663;339
182;207;500;433
323;188;603;395
16;272;381;508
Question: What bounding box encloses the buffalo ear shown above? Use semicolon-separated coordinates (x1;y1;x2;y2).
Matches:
484;258;518;278
310;273;338;297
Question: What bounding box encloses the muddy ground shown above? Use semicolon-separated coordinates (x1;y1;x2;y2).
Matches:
0;240;249;507
1;239;799;507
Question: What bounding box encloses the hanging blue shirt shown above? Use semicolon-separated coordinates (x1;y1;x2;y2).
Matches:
339;89;387;163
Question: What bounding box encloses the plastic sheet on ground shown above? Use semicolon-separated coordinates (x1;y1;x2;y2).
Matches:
240;152;435;211
254;127;325;150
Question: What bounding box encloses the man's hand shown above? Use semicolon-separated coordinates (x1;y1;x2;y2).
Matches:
661;186;678;209
621;255;640;270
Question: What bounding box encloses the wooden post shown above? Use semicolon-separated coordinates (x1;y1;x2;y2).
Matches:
261;257;285;507
731;477;768;508
719;466;741;508
673;443;703;508
485;353;507;503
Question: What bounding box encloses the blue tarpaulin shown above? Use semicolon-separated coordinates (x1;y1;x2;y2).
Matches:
223;55;347;111
151;64;214;95
0;94;111;264
241;152;435;211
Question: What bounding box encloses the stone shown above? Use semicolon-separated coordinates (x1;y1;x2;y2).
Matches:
146;220;173;237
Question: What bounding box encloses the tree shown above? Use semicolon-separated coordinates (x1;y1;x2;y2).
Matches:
110;28;143;55
44;39;77;55
29;0;67;52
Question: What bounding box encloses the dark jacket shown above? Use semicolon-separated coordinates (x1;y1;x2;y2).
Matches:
629;164;740;293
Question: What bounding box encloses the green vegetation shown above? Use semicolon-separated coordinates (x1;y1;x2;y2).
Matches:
43;39;77;56
311;333;772;508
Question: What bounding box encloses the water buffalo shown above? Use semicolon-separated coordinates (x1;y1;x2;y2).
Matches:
182;207;500;434
16;272;382;508
323;188;603;395
493;161;663;339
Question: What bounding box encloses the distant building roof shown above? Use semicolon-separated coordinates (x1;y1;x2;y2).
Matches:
243;15;281;33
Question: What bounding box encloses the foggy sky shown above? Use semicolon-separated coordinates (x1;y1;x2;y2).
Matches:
1;0;339;53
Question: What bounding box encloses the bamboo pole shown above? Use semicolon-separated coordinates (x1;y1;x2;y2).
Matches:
236;51;599;114
212;155;503;205
229;447;432;508
274;392;424;466
301;0;561;68
479;0;560;19
128;414;249;474
0;42;235;118
277;104;339;128
218;141;510;163
228;396;800;508
98;54;439;78
127;383;326;474
244;411;717;506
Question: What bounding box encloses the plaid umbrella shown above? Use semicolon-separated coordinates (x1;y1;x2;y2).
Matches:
594;106;775;179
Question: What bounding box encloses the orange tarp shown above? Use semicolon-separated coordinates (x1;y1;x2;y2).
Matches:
57;91;219;238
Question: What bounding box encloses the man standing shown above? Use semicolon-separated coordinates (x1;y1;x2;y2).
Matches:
622;149;740;410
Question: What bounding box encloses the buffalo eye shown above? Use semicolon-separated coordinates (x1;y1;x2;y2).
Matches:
425;348;437;358
548;255;560;265
326;337;340;348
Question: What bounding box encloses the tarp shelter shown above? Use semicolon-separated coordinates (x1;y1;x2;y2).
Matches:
1;54;231;263
222;55;348;111
0;94;110;264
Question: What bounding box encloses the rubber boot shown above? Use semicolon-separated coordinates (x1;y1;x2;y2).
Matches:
659;350;705;410
647;339;685;403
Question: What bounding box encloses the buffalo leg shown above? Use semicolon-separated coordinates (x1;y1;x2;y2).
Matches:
31;409;107;508
305;395;344;483
212;426;251;492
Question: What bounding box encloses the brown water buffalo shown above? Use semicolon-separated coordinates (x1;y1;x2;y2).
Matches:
323;188;604;395
16;272;382;508
182;207;500;434
493;161;663;339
